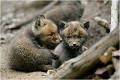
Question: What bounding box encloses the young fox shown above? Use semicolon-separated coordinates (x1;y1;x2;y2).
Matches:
52;21;89;68
9;16;62;72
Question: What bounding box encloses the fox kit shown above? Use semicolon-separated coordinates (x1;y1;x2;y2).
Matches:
9;16;61;72
52;21;89;68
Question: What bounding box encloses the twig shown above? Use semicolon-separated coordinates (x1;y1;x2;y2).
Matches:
93;17;110;33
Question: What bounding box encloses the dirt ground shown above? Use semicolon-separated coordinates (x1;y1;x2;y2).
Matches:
0;0;111;79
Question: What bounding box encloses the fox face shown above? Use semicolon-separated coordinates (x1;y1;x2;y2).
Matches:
32;16;62;49
61;21;89;49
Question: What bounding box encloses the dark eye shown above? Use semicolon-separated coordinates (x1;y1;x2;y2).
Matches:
66;36;71;38
78;36;81;38
49;32;54;36
44;23;47;26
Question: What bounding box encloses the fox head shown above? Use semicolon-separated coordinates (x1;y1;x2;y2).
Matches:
60;21;89;49
32;15;62;49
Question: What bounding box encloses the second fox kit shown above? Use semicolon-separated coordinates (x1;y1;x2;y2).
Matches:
52;21;89;68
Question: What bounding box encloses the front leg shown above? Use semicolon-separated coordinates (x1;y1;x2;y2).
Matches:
52;59;62;68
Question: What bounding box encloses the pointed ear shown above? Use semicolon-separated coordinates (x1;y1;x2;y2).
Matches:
32;19;41;35
34;19;41;30
59;21;68;29
39;15;46;19
83;21;89;30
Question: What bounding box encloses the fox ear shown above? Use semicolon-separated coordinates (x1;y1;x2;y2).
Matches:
59;21;68;29
34;15;47;29
32;19;41;35
34;19;41;30
39;15;46;19
83;21;89;30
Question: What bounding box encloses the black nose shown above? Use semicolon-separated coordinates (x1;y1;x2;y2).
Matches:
73;43;76;46
60;39;62;42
